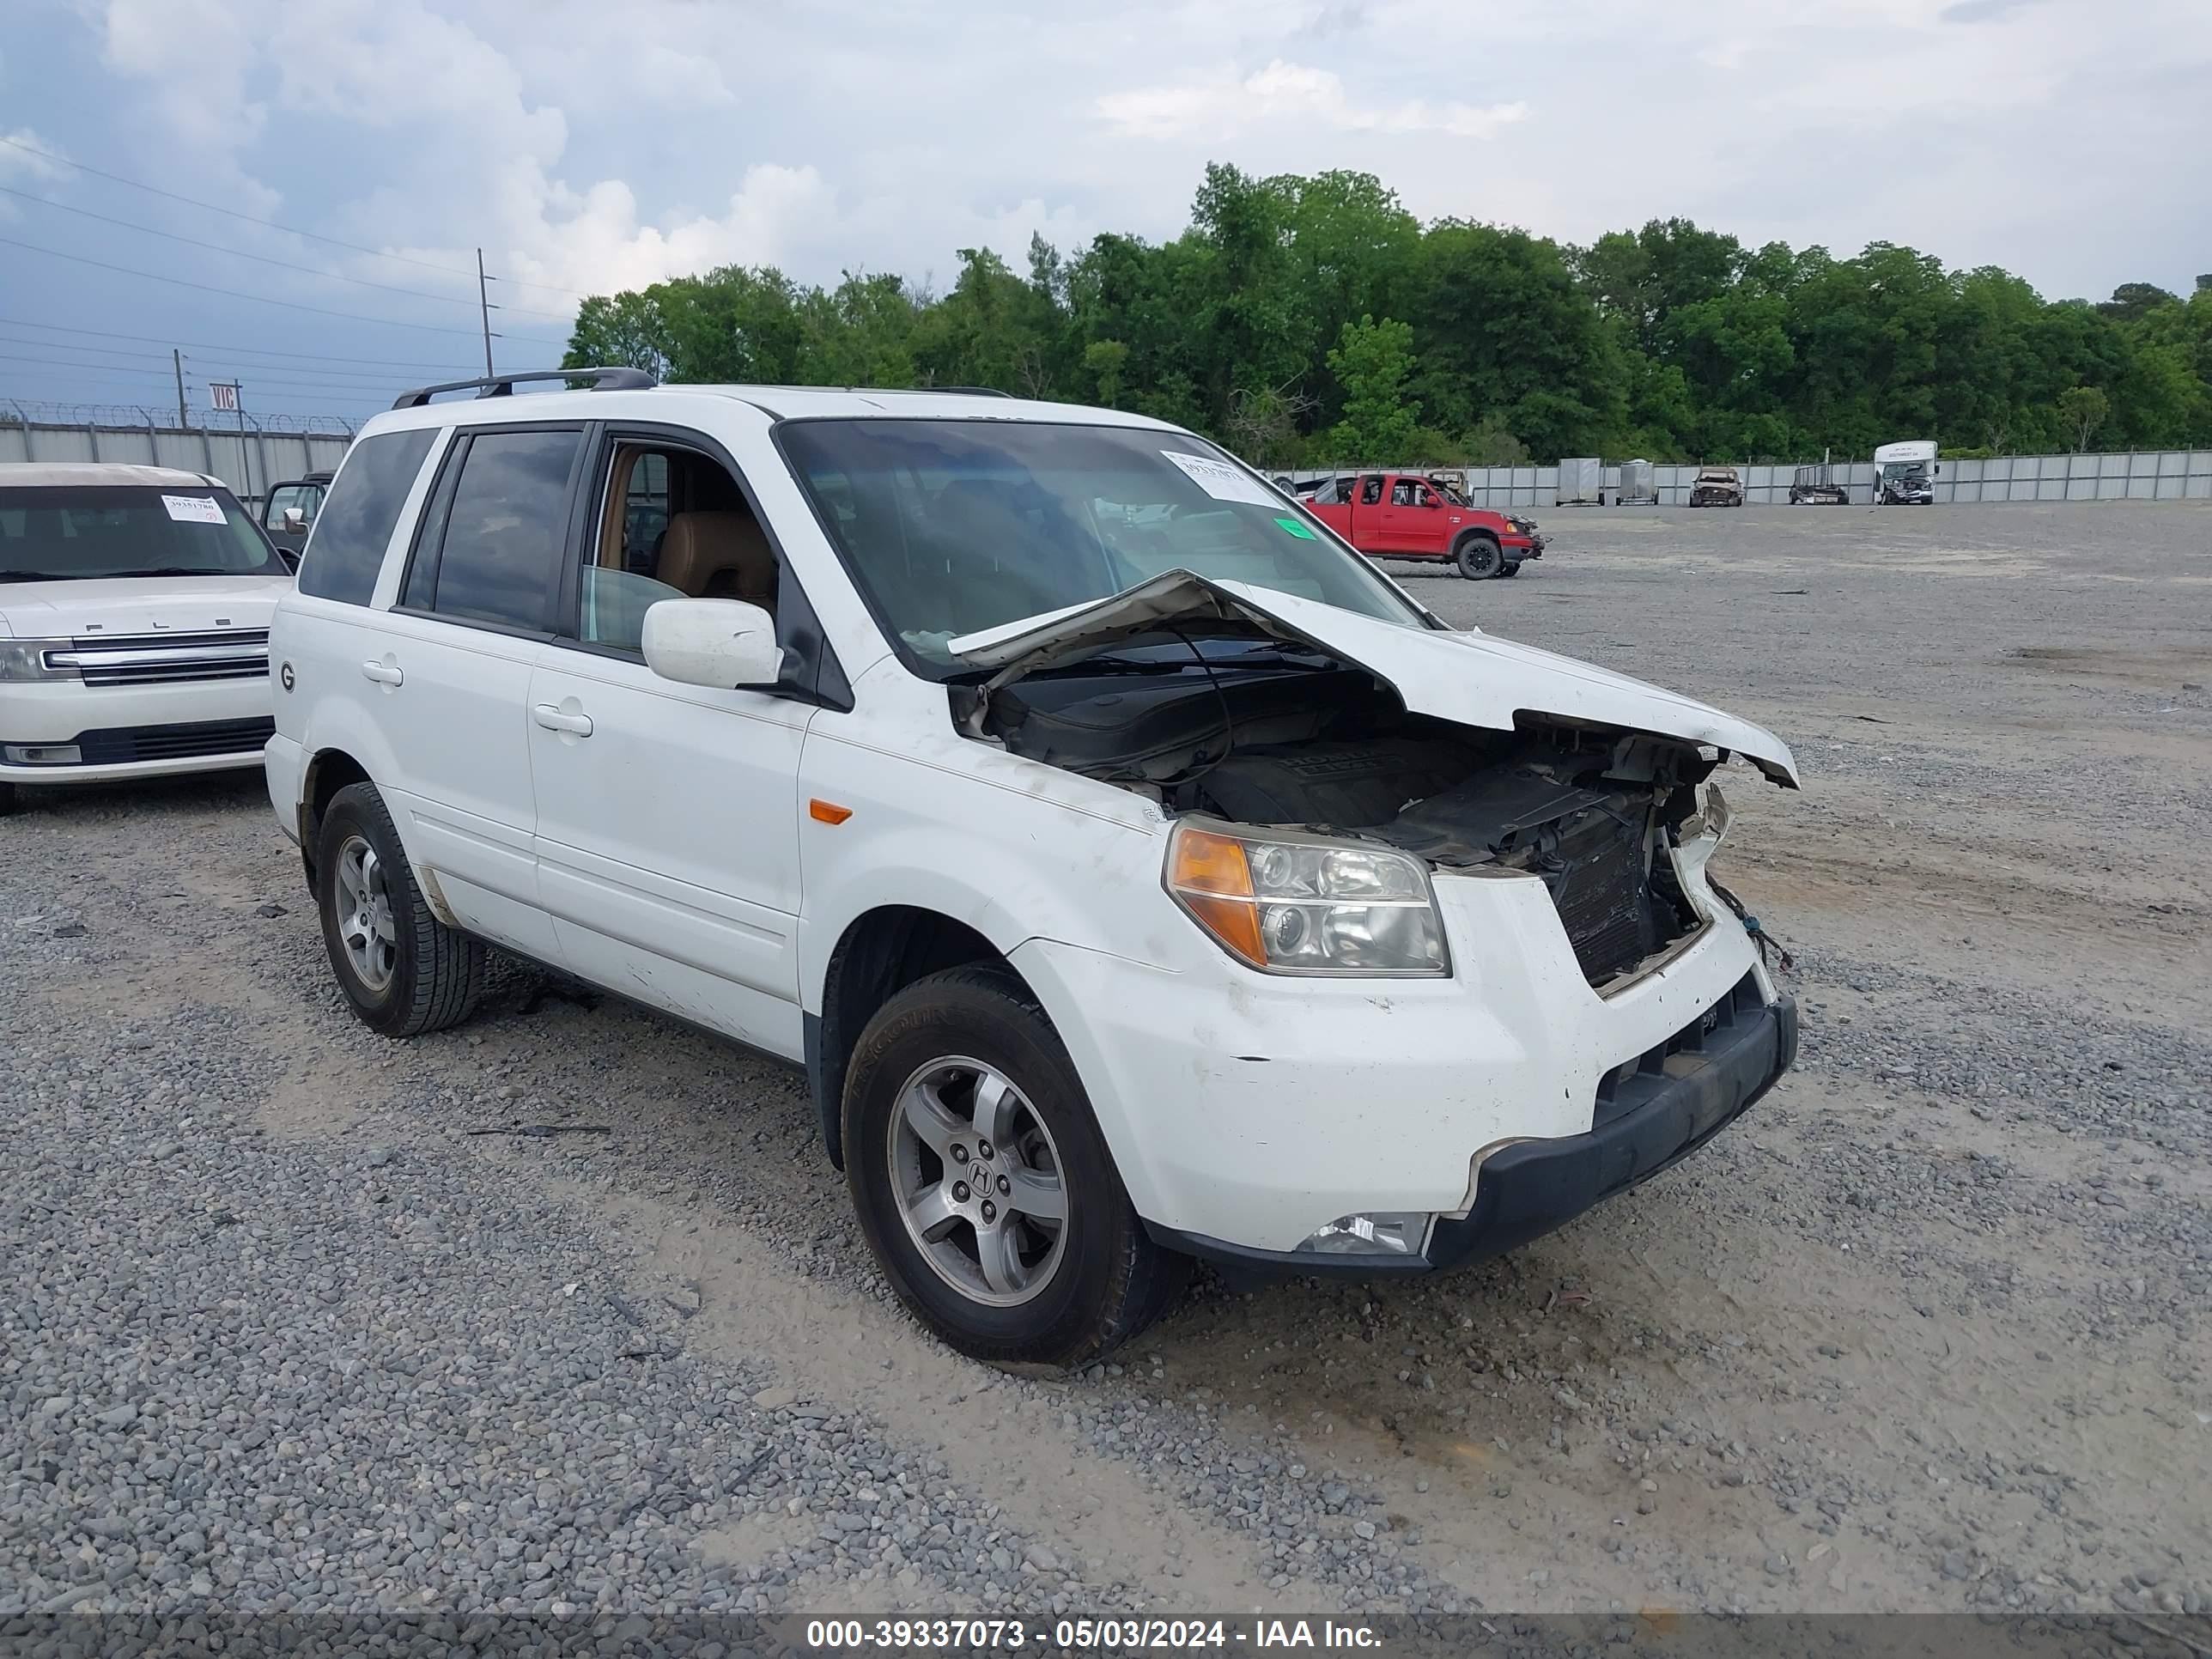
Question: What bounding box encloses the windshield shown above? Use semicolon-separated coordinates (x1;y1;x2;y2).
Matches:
777;420;1425;672
1880;461;1929;483
0;485;279;581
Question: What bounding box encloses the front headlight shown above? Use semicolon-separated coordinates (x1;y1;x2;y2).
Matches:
0;640;76;682
1164;820;1449;976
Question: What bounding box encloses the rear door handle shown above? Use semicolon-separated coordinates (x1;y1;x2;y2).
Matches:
532;703;592;737
360;659;403;686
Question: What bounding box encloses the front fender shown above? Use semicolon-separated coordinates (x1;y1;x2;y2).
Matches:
793;726;1179;1012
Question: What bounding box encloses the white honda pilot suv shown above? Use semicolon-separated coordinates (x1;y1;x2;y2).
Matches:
266;369;1801;1366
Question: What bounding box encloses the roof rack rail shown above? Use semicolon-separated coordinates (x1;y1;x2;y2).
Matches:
923;386;1012;398
391;367;656;410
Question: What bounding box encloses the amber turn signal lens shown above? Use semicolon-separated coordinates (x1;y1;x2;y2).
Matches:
1166;827;1253;896
809;799;854;824
1166;828;1265;963
1177;891;1266;966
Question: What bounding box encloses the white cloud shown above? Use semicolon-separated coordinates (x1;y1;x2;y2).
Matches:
33;0;2212;349
1099;59;1526;143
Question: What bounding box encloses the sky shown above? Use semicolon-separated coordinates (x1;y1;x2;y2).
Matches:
1;0;2207;424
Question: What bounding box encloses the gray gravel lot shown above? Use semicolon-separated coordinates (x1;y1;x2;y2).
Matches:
3;501;2209;1631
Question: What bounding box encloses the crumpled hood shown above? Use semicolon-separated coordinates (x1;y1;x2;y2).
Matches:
0;574;290;640
949;569;1800;787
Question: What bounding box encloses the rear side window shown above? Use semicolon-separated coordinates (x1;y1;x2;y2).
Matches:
297;428;436;605
413;428;580;632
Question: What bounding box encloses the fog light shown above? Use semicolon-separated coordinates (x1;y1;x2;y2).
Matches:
1295;1212;1427;1256
3;744;81;765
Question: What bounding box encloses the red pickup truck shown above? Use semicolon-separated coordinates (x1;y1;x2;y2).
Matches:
1304;472;1544;580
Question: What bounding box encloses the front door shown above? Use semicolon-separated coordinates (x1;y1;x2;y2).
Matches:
1373;478;1443;555
525;433;811;1060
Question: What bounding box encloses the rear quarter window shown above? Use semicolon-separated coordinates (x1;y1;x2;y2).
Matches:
297;428;438;605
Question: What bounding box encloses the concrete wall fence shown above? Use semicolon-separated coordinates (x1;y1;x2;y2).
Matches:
0;410;356;508
1294;452;2212;509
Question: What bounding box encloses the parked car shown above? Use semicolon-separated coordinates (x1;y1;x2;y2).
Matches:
0;463;293;817
1789;465;1850;506
1305;471;1542;578
266;370;1800;1365
262;471;335;558
1688;466;1745;507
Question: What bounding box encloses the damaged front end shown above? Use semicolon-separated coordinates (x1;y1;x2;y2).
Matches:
949;571;1795;990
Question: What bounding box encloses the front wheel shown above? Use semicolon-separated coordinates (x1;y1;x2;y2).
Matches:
314;781;485;1037
1500;560;1522;578
1455;533;1502;580
0;780;16;817
844;965;1189;1367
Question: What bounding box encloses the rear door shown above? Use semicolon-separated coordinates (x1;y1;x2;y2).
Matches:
368;422;586;960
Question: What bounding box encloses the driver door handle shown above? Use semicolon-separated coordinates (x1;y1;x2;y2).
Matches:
360;659;403;686
532;704;592;737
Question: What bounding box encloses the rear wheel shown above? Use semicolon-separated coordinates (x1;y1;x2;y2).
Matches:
1454;532;1502;580
845;965;1189;1367
314;781;485;1037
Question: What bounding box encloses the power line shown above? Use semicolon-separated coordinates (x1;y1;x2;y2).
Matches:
0;183;576;324
0;133;597;303
0;315;507;372
0;337;481;386
0;233;571;346
0;350;453;393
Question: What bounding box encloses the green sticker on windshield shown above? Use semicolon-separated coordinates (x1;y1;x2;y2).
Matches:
1274;516;1316;539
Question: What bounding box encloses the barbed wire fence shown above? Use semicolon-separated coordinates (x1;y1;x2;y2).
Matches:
0;400;359;435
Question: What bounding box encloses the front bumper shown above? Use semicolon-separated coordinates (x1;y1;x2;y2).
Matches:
1149;977;1794;1277
1012;842;1782;1258
1;677;276;784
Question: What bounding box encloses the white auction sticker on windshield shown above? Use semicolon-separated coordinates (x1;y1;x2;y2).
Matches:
161;495;226;525
1160;449;1279;507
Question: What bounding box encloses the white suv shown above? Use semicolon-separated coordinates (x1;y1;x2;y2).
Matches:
265;370;1801;1365
2;463;293;817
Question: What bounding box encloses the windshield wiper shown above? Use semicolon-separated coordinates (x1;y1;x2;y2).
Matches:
108;567;236;579
0;569;81;582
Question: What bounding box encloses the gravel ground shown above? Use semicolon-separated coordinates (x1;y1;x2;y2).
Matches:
3;501;2209;1633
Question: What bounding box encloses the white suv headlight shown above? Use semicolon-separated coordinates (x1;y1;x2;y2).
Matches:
0;640;76;682
1164;820;1449;977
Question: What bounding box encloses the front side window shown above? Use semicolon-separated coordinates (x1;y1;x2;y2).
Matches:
267;484;321;528
778;420;1424;672
298;428;437;605
416;428;581;631
0;485;277;583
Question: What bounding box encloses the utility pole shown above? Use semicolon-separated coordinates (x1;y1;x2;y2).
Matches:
173;349;188;427
477;248;500;377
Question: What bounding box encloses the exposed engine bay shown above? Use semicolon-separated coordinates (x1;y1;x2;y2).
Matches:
957;638;1721;987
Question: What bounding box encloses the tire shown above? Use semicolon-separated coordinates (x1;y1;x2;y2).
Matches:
1454;532;1502;580
0;781;15;817
1500;560;1522;578
844;964;1190;1367
314;781;485;1037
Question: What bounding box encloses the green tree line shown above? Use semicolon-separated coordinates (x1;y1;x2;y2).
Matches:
563;163;2212;466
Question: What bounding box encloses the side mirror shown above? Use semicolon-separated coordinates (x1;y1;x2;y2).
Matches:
282;507;307;533
642;598;782;690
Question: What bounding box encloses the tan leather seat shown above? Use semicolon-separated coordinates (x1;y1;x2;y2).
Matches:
655;511;777;610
